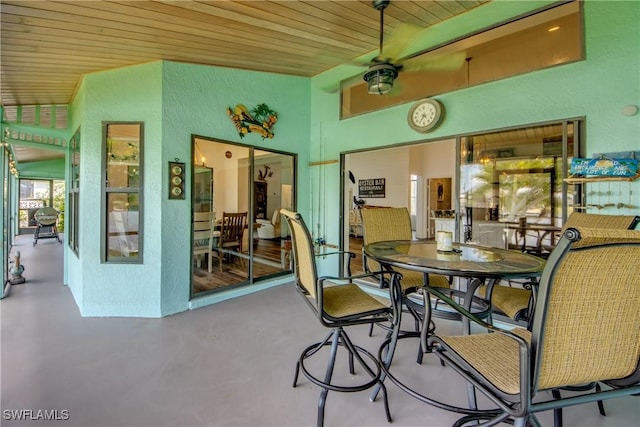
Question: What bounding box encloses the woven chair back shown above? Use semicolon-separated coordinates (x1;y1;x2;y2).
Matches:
563;212;639;232
361;207;412;272
281;209;318;300
534;227;640;391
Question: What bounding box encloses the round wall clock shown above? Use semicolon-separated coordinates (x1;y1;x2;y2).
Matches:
407;98;444;133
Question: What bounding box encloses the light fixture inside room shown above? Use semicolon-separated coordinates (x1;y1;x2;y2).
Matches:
363;62;398;94
194;142;205;166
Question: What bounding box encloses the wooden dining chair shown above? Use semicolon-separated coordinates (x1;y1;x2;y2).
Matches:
425;226;640;427
192;211;217;273
216;211;247;272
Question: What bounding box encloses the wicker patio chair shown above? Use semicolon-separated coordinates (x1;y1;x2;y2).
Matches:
424;226;640;427
360;206;451;291
360;206;452;362
483;212;640;325
282;209;402;427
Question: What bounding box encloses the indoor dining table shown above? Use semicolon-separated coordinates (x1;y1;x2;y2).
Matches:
364;239;546;411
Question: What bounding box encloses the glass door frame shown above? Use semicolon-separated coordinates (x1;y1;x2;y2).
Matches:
190;135;297;299
340;117;583;276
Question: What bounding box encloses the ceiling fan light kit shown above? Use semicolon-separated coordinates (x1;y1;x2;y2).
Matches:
364;62;398;94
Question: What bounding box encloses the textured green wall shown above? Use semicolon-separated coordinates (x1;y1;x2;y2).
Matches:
73;62;164;317
66;61;309;316
159;61;310;315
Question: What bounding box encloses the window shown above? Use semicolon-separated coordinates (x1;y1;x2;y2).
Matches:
68;129;80;254
409;174;418;216
103;122;143;262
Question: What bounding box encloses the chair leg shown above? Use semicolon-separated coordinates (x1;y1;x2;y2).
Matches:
370;313;402;402
317;388;329;427
595;383;606;416
552;389;563;427
292;360;301;387
316;329;341;427
295;327;390;426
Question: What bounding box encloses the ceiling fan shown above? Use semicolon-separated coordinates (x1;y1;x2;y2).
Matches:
344;0;467;95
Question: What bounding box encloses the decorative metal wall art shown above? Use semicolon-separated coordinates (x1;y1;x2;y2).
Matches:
227;103;278;139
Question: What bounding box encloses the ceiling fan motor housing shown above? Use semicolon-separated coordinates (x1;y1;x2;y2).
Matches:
372;0;391;11
363;62;398;94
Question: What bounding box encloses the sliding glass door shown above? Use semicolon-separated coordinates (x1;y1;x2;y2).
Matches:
190;136;295;297
342;119;581;270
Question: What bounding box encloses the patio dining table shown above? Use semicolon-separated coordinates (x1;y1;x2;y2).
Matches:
364;239;546;412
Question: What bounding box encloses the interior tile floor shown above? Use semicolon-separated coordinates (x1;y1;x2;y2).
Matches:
2;235;638;427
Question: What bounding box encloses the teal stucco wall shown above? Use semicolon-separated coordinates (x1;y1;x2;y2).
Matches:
159;61;310;315
72;62;164;317
66;61;310;317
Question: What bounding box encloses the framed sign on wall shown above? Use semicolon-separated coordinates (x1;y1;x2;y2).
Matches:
358;178;385;198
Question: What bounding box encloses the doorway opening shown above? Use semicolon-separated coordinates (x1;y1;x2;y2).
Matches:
342;119;581;273
18;179;64;235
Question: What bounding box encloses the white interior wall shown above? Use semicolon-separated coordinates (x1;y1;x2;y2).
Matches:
348;148;410;207
347;139;457;239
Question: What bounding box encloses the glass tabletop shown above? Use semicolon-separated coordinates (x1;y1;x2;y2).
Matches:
364;240;545;278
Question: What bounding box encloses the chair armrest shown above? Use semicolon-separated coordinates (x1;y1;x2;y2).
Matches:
315;250;356;276
422;285;531;356
424;285;496;326
319;269;388;283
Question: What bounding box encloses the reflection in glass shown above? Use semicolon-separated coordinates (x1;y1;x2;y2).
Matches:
460;122;576;252
104;122;143;262
107;193;140;258
69;129;80;253
190;138;295;297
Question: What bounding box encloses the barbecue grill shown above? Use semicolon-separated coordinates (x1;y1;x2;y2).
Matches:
33;207;62;246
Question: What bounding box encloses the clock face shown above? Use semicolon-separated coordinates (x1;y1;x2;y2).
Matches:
408;99;443;133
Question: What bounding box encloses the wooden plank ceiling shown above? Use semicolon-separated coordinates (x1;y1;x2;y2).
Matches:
1;0;488;107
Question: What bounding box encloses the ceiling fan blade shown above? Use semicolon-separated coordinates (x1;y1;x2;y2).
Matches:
386;79;406;97
381;23;426;63
401;51;468;72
